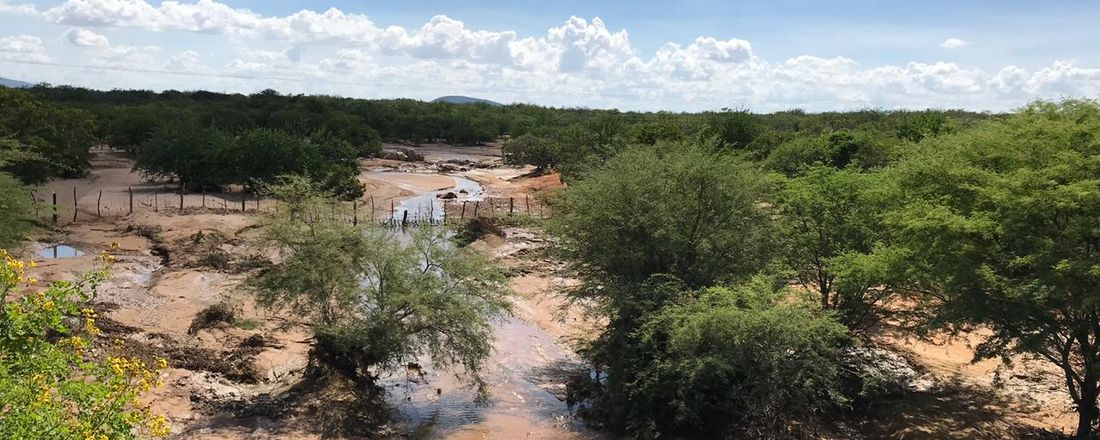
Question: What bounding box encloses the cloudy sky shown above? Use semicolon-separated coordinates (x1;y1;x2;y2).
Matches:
1;0;1099;112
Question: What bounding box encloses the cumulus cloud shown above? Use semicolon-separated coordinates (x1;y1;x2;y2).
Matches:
64;28;110;47
0;0;36;16
2;0;1098;111
0;34;52;62
941;38;968;49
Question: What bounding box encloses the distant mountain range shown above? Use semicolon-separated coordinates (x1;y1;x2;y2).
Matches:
431;95;503;106
0;77;32;88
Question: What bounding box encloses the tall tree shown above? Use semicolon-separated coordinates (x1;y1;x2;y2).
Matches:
887;100;1100;438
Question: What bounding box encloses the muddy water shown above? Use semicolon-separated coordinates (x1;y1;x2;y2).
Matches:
364;171;485;223
367;172;591;439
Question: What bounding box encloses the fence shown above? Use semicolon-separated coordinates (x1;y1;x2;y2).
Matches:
28;186;546;228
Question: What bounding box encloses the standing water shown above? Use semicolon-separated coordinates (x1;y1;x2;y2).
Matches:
39;244;85;259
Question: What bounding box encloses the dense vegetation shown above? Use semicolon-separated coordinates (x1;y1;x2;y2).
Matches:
2;81;1098;438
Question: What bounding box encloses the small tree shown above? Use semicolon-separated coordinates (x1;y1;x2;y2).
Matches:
776;166;899;328
502;133;561;172
249;177;511;399
887;100;1100;438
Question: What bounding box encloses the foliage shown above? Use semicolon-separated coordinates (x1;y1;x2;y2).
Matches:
0;143;34;246
0;249;170;439
0;87;97;182
775;166;899;328
704;108;763;151
556;140;773;289
248;177;511;400
885;100;1100;438
502;133;562;171
574;276;852;438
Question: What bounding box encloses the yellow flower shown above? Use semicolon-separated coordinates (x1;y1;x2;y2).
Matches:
42;300;55;312
156;358;169;369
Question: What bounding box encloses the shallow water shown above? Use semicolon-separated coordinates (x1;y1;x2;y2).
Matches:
381;314;589;439
39;244;85;259
372;172;485;223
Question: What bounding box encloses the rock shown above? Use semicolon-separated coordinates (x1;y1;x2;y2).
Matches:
843;347;938;396
376;148;424;162
459;189;469;194
440;192;458;200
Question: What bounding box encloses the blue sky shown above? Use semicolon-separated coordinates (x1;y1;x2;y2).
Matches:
2;0;1099;111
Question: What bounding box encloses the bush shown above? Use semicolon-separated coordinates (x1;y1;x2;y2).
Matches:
573;277;852;438
0;249;171;439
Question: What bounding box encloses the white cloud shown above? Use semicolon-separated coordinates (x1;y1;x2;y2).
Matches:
2;0;1097;111
941;38;968;49
0;34;52;62
64;28;110;47
0;0;36;15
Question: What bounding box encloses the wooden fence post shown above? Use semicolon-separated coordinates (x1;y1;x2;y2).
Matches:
202;191;206;208
154;193;158;212
179;192;184;211
352;200;358;226
369;196;375;220
52;192;57;224
30;191;38;219
72;187;78;222
401;210;409;228
128;187;133;214
442;201;447;224
391;200;395;219
460;201;467;220
474;200;480;218
97;190;103;217
241;192;246;212
525;195;530;213
509;197;514;214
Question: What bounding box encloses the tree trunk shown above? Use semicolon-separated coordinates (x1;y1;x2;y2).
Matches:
1077;376;1098;439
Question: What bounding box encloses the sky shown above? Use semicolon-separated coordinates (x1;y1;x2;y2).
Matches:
1;0;1099;112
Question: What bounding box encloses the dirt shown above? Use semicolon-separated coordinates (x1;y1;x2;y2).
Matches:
12;145;1079;439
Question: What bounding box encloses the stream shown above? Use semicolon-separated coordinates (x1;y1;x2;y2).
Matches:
367;170;590;438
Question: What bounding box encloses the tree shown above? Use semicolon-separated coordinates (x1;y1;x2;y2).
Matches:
704;108;762;150
613;277;852;437
502;133;561;172
0;141;35;247
556;141;773;288
886;100;1100;438
557;142;777;435
248;177;511;399
776;166;898;328
134;119;232;190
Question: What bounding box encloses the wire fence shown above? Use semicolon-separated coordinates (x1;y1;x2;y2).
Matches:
29;186;547;228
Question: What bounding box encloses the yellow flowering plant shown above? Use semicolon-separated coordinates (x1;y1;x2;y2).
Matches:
0;249;171;439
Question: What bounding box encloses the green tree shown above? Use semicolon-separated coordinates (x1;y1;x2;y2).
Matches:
134;119;233;190
557;142;777;435
776;166;898;328
502;133;561;172
886;100;1100;438
703;108;762;150
556;141;773;288
613;277;852;437
248;177;511;399
0;141;35;246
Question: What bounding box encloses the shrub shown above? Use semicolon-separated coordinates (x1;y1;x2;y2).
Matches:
0;249;171;439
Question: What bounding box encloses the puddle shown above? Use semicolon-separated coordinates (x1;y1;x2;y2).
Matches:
39;244;85;259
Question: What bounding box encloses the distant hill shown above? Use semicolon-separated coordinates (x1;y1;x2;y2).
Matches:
0;77;32;88
432;95;503;106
